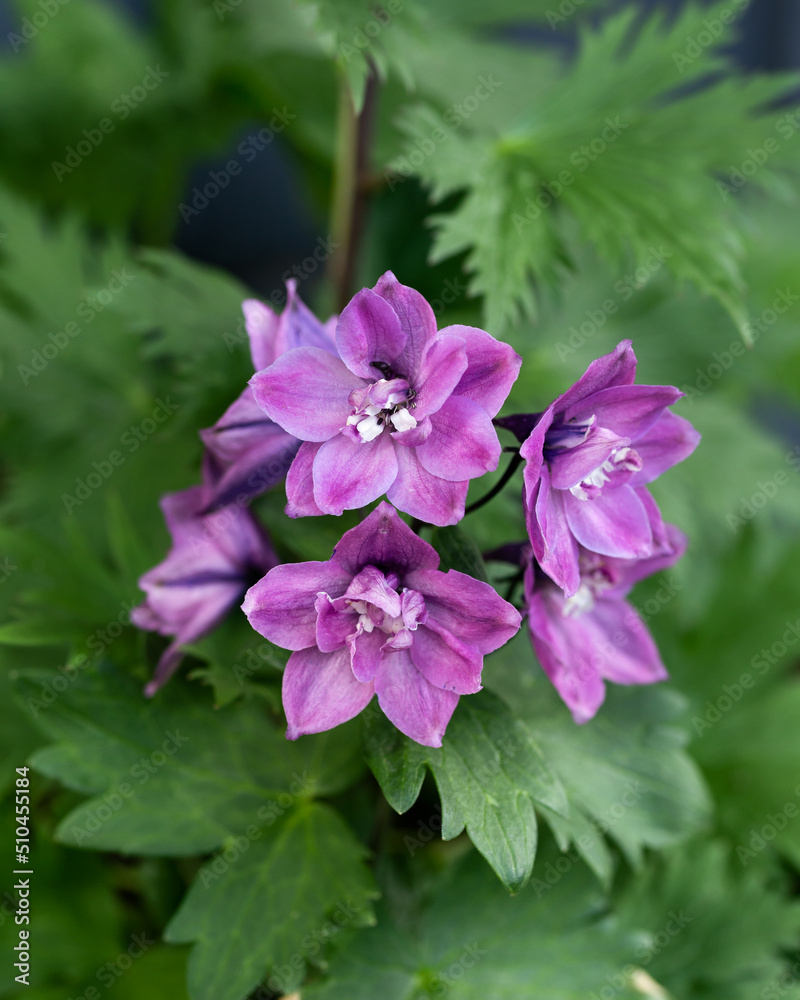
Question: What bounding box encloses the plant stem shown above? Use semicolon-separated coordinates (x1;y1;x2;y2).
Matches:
328;69;379;311
464;449;523;516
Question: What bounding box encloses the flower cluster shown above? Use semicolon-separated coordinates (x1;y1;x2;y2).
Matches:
507;340;699;721
133;274;698;741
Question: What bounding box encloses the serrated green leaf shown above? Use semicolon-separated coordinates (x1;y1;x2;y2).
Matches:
365;690;567;892
166;801;377;1000
305;847;639;1000
16;663;364;855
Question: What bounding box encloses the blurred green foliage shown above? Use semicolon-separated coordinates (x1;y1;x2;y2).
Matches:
1;0;800;998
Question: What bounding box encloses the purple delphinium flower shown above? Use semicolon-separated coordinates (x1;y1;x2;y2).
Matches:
200;282;338;511
517;340;699;596
242;502;521;747
250;272;522;526
524;526;686;723
132;484;277;696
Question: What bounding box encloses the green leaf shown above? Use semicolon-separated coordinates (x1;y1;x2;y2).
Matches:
16;663;364;855
304;847;639;1000
166;802;377;1000
486;634;712;883
405;3;800;331
430;525;488;581
364;690;568;893
616;839;800;1000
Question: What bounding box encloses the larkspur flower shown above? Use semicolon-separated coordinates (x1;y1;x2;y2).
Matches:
513;340;699;596
200;281;338;511
250;272;522;526
132;484;277;696
242;502;521;747
524;526;686;723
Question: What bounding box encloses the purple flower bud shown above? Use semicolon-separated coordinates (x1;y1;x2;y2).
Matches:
132;485;277;696
243;502;521;747
200;282;338;511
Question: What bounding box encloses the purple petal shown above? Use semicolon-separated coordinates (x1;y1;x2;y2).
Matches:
415;395;501;482
315;594;356;653
200;390;300;510
350;628;385;682
530;467;580;596
312;431;398;515
627;411;701;487
548;425;624;490
590;599;668;685
408;621;483;695
285;441;326;518
143;579;243;696
555;340;637;415
405;568;521;653
276;280;339;357
520;406;555;505
386;446;468;526
602;521;687;599
527;589;607;724
374;271;438;382
411;334;468;420
331;501;440;576
283;646;374;739
345;565;402;617
392;415;432;448
374;648;459;747
242;561;352;650
250;347;361;441
336;287;407;380
564;384;683;440
442;324;522;417
242;298;280;372
562;485;652;560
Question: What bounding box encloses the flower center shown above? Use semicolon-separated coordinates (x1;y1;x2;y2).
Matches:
346;376;418;443
341;566;427;649
568;446;642;501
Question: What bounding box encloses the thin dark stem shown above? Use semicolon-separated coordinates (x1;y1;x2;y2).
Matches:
464;450;523;516
502;568;525;603
329;69;380;312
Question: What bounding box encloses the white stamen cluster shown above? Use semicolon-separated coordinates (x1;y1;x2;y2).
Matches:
346;379;417;443
569;446;637;501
